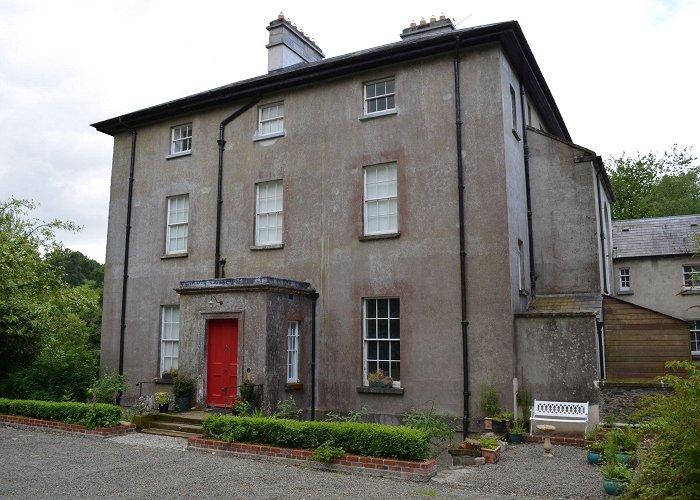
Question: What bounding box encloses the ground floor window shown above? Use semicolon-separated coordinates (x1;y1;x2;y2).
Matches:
691;320;700;355
161;305;179;375
287;321;299;383
363;297;400;384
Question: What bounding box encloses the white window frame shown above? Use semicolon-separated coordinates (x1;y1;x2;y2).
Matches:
682;265;700;291
287;321;300;383
690;321;700;355
255;180;283;246
160;305;180;375
170;123;192;155
364;78;395;115
166;194;189;254
363;163;398;235
258;102;284;137
363;297;400;385
619;268;631;292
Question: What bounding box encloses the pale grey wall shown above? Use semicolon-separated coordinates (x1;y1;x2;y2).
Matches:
528;130;602;294
612;255;700;321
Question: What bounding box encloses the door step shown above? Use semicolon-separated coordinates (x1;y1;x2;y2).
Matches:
141;428;202;439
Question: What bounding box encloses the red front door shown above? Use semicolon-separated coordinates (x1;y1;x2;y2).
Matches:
207;319;238;407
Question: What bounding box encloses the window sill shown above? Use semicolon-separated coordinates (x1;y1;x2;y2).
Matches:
250;244;284;251
356;386;404;395
680;288;700;295
153;378;175;385
161;252;188;260
359;232;400;241
618;290;634;295
253;130;286;142
512;128;521;141
285;382;303;391
166;151;192;160
359;108;399;121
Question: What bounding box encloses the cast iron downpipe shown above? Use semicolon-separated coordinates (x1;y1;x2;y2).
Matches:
596;320;606;379
595;171;609;294
453;39;470;439
215;96;262;278
519;83;537;295
310;292;319;421
116;120;137;405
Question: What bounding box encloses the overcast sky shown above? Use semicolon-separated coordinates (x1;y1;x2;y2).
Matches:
1;0;698;263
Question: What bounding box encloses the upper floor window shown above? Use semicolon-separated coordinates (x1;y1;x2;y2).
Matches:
255;180;283;245
171;123;192;155
160;305;180;376
166;194;189;254
510;85;517;130
364;163;398;235
517;239;526;292
683;265;700;290
363;297;400;385
259;102;284;137
619;268;631;292
364;78;395;115
287;321;300;383
691;321;700;355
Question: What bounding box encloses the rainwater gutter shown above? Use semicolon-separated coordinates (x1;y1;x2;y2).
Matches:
116;119;137;405
215;96;262;278
453;39;470;439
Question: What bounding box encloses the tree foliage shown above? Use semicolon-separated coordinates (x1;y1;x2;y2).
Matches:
607;145;700;220
0;198;101;401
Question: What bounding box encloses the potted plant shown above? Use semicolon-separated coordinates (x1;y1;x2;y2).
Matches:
479;436;502;464
607;426;639;465
587;439;605;465
448;438;482;465
600;461;632;495
173;376;193;411
161;366;178;380
479;382;500;431
508;418;526;444
492;410;512;433
154;391;173;412
367;369;393;388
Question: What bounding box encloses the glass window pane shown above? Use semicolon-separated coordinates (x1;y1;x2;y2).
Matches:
389;319;400;339
391;362;400;381
377;299;388;318
377;319;388;338
389;298;400;317
378;341;389;360
390;341;400;360
386;80;395;93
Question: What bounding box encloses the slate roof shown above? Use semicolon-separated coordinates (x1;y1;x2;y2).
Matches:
612;215;700;258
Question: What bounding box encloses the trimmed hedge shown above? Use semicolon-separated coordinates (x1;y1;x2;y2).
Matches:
0;398;121;429
202;414;429;461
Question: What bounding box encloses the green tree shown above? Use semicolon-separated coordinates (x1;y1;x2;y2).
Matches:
607;145;700;220
47;248;103;287
0;198;100;401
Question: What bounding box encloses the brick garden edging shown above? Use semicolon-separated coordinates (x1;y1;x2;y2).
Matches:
187;437;437;482
0;414;136;438
522;434;585;447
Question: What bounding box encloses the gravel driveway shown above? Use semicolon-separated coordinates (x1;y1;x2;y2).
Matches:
0;426;606;499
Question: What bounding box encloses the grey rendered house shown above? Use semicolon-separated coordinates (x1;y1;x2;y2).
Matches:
92;15;615;434
611;215;700;361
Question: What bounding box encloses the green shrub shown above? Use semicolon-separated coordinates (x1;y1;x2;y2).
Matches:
402;405;457;457
325;404;367;423
173;377;193;398
203;414;429;460
479;381;500;417
273;396;302;420
89;372;127;404
479;436;500;450
0;398;122;429
311;440;344;462
625;361;700;499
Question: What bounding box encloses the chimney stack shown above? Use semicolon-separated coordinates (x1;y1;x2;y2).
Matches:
400;13;455;39
267;14;324;72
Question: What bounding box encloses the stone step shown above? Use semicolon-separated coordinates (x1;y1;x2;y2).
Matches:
150;420;204;434
152;412;205;425
141;428;202;439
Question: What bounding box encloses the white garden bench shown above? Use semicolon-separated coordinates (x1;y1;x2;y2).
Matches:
529;399;589;435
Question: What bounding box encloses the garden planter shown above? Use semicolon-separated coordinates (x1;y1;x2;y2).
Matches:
509;432;523;444
603;477;628;495
158;403;169;413
175;396;191;412
587;449;603;465
483;417;493;431
448;447;481;466
492;420;506;433
481;445;501;464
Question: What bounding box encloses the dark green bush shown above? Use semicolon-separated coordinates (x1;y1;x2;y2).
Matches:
203;414;429;460
0;398;121;429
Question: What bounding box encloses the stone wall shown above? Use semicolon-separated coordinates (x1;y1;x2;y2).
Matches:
599;381;672;421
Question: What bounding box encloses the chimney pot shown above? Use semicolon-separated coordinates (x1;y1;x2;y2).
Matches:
278;12;284;20
420;17;426;26
410;20;416;28
430;15;436;22
439;13;446;20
